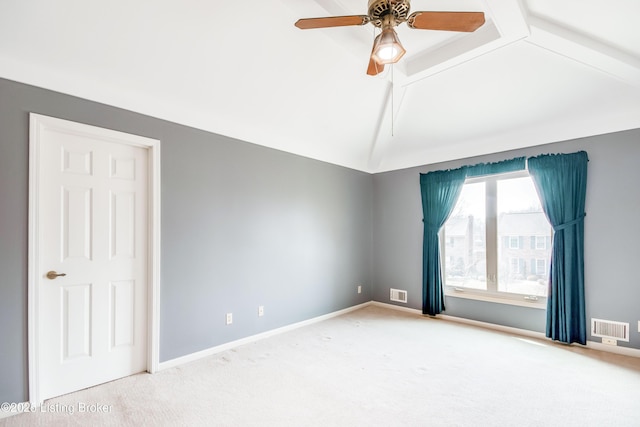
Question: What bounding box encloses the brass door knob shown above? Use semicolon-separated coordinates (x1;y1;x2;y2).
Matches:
46;271;67;280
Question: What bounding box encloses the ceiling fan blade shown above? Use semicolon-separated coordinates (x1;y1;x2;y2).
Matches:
367;57;384;76
407;11;485;32
295;15;369;30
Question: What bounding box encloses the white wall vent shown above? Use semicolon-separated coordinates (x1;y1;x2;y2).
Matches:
591;318;629;342
390;288;408;303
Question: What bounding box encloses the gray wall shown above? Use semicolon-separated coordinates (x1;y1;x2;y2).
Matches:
2;75;639;405
0;78;373;403
373;130;640;348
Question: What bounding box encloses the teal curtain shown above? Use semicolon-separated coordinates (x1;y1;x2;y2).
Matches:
420;167;467;315
419;157;526;316
528;151;588;345
465;157;526;178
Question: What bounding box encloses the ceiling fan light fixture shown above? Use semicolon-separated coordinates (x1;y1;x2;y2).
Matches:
295;1;487;75
371;26;406;64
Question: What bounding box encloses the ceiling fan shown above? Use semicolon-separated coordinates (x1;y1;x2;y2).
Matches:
295;0;485;76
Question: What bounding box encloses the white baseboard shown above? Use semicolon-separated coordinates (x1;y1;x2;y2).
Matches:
370;301;422;316
159;299;640;370
372;301;640;358
438;312;548;341
158;302;371;371
585;340;640;358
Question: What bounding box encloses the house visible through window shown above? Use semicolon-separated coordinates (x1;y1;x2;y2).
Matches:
442;171;553;304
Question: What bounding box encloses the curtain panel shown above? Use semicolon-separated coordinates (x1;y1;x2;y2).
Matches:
419;167;467;315
465;157;526;178
419;157;527;316
528;151;588;344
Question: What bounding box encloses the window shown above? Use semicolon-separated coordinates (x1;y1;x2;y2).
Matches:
442;182;486;291
535;235;547;250
442;171;552;305
510;258;523;274
508;236;520;249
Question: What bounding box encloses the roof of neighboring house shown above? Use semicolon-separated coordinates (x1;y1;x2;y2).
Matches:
445;215;484;237
446;211;551;236
498;211;551;236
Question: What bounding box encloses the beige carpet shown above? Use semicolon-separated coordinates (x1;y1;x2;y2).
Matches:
3;305;640;426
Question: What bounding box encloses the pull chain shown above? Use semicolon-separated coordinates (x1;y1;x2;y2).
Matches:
391;63;394;137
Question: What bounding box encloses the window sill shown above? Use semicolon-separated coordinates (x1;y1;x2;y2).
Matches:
445;289;547;310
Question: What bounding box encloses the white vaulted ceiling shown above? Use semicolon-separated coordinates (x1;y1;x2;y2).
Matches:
0;0;639;172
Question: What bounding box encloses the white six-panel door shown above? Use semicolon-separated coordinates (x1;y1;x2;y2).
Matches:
30;115;155;402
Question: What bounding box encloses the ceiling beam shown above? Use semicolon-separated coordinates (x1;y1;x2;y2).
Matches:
402;21;500;81
526;15;640;89
367;81;393;171
367;0;531;170
367;80;410;171
395;0;530;87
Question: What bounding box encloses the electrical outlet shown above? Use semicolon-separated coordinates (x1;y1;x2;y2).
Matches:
602;337;617;346
226;313;233;325
357;285;362;294
258;306;264;317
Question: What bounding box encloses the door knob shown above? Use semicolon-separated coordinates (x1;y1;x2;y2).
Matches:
46;271;67;280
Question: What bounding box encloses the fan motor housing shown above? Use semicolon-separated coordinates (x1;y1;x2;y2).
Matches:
368;0;411;26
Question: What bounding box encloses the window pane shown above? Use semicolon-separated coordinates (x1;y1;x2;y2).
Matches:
443;182;487;291
497;177;551;296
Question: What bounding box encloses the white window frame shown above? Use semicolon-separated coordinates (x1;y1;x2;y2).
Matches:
535;235;547;250
441;170;548;309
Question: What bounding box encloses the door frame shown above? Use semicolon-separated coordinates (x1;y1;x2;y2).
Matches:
27;113;161;405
